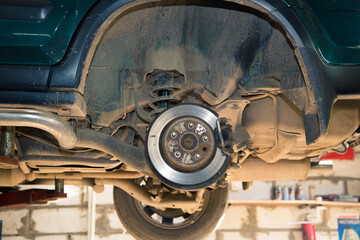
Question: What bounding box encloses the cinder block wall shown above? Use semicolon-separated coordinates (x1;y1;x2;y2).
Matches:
1;148;359;240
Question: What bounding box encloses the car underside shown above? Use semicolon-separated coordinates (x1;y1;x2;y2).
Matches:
0;0;359;239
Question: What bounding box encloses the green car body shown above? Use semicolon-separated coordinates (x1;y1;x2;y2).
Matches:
284;0;360;65
0;0;359;65
0;0;97;65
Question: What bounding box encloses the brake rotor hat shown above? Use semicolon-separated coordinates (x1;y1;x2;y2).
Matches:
146;104;231;190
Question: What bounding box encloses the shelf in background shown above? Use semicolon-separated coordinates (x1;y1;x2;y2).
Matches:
229;200;360;207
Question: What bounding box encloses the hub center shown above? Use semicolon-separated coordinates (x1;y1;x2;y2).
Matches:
160;116;216;171
180;133;198;150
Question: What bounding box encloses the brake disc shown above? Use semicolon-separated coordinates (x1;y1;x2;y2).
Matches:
146;104;231;190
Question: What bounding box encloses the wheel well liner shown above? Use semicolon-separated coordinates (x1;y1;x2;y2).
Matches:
50;0;336;144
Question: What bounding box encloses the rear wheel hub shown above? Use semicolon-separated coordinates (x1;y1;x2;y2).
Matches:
161;116;216;171
146;104;230;190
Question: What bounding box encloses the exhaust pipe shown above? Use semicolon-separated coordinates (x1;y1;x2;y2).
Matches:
231;157;311;181
0;108;151;174
230;157;333;182
0;108;76;149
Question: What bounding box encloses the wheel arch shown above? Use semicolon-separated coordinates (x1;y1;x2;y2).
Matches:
50;0;336;144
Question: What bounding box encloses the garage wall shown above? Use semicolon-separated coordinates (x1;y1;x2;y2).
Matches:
212;205;360;240
1;147;359;240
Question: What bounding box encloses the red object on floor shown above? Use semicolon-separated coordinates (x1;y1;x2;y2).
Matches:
319;146;354;161
302;223;316;240
0;189;67;209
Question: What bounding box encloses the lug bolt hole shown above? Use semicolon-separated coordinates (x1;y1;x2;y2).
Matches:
202;147;207;152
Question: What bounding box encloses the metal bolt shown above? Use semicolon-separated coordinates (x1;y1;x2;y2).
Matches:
171;132;177;138
175;152;181;158
203;136;208;142
188;123;194;129
194;154;200;160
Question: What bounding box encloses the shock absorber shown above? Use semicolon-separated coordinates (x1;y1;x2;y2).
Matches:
148;69;182;118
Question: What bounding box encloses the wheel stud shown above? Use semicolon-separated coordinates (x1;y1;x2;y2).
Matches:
203;136;208;142
171;132;177;138
194;154;200;160
175;151;181;158
188;123;194;129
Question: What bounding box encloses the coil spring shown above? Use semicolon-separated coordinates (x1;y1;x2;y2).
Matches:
147;70;182;118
